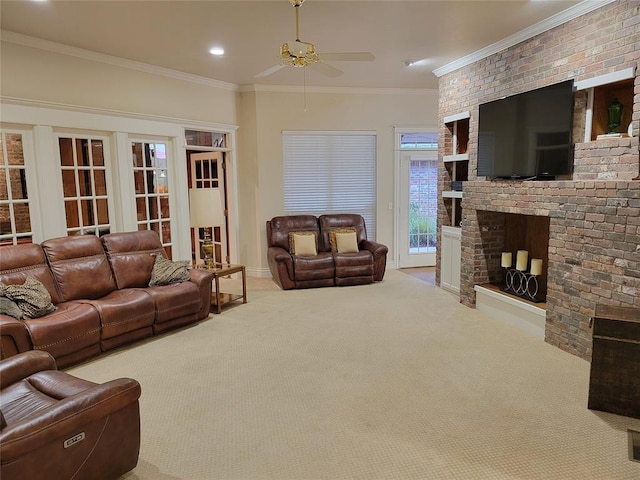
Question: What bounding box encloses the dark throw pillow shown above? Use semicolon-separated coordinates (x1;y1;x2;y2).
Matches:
149;255;191;287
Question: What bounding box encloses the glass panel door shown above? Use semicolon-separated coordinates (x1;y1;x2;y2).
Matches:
398;150;438;268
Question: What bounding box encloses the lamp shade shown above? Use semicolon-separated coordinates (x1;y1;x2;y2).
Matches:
189;188;225;228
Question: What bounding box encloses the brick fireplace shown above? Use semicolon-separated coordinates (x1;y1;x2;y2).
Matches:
461;179;640;360
436;1;639;361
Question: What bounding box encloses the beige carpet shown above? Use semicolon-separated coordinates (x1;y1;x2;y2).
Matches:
68;270;640;480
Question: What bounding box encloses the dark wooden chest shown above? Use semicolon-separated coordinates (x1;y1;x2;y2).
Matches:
588;305;640;419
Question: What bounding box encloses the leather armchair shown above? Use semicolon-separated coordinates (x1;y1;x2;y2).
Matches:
0;351;141;480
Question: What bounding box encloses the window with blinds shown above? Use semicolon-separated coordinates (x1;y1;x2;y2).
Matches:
282;131;377;240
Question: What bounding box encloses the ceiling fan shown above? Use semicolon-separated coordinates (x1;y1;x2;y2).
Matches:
255;0;375;78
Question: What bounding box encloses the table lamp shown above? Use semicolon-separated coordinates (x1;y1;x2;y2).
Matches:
189;188;225;267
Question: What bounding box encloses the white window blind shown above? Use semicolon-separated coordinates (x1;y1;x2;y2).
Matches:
283;131;377;240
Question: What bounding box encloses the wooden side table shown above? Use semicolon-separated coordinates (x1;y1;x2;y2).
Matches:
588;305;640;419
196;263;247;314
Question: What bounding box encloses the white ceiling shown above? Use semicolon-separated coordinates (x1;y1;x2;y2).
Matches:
1;0;593;90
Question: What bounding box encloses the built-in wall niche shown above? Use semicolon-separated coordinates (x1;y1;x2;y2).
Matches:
502;213;550;302
445;117;469;155
591;79;634;140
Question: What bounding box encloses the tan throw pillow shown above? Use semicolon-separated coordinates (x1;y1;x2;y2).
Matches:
0;277;55;319
335;231;359;253
329;228;356;252
149;255;191;287
288;231;317;255
291;232;317;256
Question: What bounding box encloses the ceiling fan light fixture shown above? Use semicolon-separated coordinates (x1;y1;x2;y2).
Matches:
281;42;319;67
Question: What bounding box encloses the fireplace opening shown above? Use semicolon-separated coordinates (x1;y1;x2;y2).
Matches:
478;211;550;304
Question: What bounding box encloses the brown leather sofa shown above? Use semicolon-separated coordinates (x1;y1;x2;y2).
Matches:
266;214;388;289
0;350;141;480
0;231;213;368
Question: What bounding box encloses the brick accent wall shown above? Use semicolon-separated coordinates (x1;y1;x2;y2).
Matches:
437;0;640;360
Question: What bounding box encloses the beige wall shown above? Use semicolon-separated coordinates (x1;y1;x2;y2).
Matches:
1;42;238;124
1;38;439;275
241;88;438;274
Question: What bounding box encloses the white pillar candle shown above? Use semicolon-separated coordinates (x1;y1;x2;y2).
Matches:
530;258;543;276
516;250;529;271
501;252;512;268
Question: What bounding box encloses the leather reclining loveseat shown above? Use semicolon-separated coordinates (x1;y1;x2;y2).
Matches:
0;230;213;368
266;214;388;289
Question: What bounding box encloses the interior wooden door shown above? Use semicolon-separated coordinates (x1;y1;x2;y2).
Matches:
189;152;228;264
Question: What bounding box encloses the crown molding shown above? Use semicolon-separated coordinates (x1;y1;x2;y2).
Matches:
1;96;239;132
1;30;240;92
244;84;438;96
432;0;616;78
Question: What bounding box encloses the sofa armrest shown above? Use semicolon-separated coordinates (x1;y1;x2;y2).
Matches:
0;350;56;389
189;268;214;316
0;376;141;460
360;239;388;256
360;240;388;281
267;247;295;290
0;316;33;362
188;267;213;287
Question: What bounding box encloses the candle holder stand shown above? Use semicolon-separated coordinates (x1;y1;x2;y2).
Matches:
503;267;543;303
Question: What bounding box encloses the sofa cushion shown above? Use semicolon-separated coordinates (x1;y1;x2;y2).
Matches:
22;301;102;361
41;235;117;302
0;243;62;304
319;214;367;253
334;250;374;286
82;289;155;348
149;255;191;286
101;230;164;289
0;278;56;319
335;231;359;253
293;253;335;281
267;215;320;251
145;282;202;325
289;232;317;256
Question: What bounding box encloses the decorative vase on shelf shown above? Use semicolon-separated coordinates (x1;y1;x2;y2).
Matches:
607;98;623;134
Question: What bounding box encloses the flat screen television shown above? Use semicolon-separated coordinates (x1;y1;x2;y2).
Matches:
477;80;575;179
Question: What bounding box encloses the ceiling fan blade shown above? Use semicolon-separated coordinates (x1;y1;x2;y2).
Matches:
319;52;375;62
255;64;287;78
308;61;343;78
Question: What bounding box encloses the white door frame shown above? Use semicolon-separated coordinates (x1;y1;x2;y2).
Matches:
393;127;438;269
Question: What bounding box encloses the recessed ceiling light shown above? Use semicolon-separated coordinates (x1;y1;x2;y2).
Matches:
209;47;225;56
404;58;430;68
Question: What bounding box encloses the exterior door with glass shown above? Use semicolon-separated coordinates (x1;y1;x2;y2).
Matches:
398;150;438;268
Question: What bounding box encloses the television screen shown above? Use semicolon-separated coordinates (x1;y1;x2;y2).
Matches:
477;80;575;179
